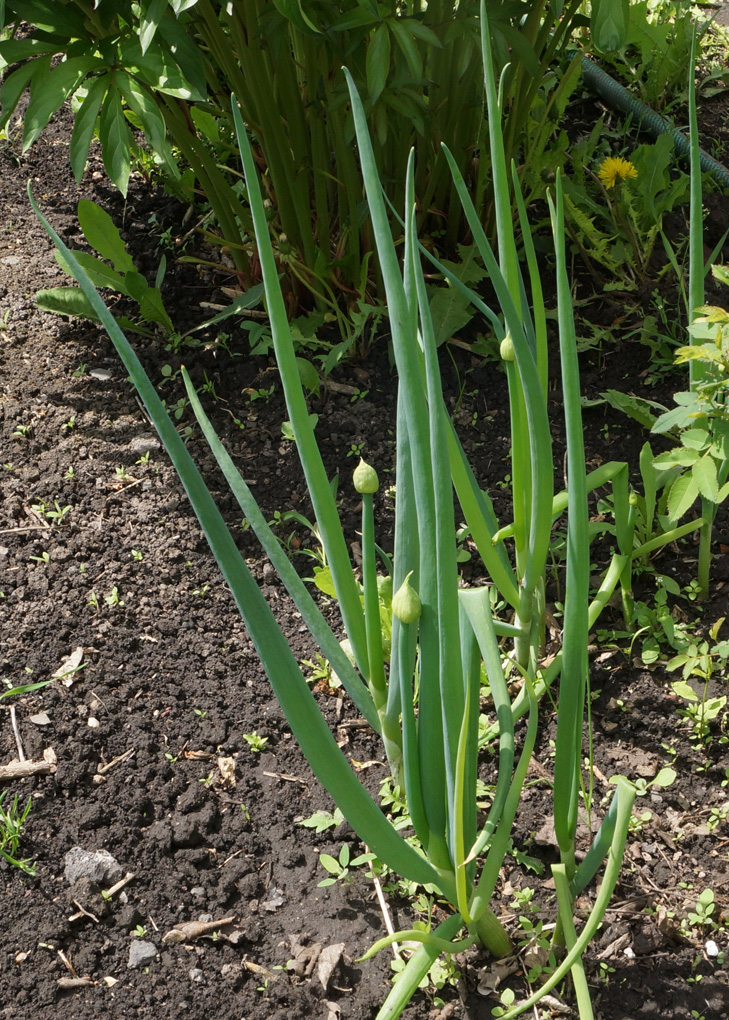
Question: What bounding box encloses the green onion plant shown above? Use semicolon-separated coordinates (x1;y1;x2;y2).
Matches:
29;6;658;1016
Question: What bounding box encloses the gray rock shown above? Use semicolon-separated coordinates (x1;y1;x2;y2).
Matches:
128;436;161;455
64;846;123;886
189;967;205;985
128;940;158;969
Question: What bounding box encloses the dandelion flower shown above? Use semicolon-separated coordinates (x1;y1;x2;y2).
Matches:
597;156;638;189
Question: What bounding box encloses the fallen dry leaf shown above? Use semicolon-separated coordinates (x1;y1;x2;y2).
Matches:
217;756;236;788
317;942;345;991
162;916;236;944
53;646;85;686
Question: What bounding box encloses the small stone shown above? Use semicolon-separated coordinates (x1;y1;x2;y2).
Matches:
64;847;123;886
706;940;720;958
190;887;205;901
87;717;100;728
128;940;158;969
189;968;205;985
128;436;161;455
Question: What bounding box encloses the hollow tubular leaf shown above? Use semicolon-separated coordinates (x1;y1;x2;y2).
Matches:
230;95;369;677
29;184;439;890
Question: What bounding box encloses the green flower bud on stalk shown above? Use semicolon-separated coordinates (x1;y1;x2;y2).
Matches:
392;571;421;624
499;334;516;362
353;458;379;494
629;492;639;506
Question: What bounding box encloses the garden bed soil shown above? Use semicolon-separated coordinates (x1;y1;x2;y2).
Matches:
1;99;729;1020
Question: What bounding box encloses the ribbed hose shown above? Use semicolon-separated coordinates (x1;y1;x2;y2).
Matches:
581;56;729;189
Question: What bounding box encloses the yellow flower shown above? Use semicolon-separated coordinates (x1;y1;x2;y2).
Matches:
597;156;638;189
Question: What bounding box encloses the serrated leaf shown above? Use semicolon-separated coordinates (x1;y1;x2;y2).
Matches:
600;389;659;430
99;89;131;194
693;305;729;323
139;289;174;332
78;200;134;272
70;75;108;183
630;133;672;225
675;343;724;366
652;403;700;435
666;472;699;521
428;284;474;346
36;287;100;322
711;264;729;288
681;428;711;451
692;455;719;503
652;448;699;469
54;249;128;294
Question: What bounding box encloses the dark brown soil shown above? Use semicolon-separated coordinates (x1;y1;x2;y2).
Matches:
1;96;729;1020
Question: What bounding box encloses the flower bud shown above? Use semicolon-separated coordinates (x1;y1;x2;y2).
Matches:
500;335;516;362
353;458;379;494
392;572;421;624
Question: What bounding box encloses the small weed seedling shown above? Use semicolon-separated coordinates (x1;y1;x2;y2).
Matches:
302;653;340;691
0;793;35;874
31;498;71;524
243;731;268;753
317;843;375;887
707;802;729;832
686;889;720;931
29;551;50;566
105;587;124;607
297;807;344;834
131;925;147;938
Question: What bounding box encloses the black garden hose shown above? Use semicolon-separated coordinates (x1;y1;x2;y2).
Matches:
581;55;729;189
